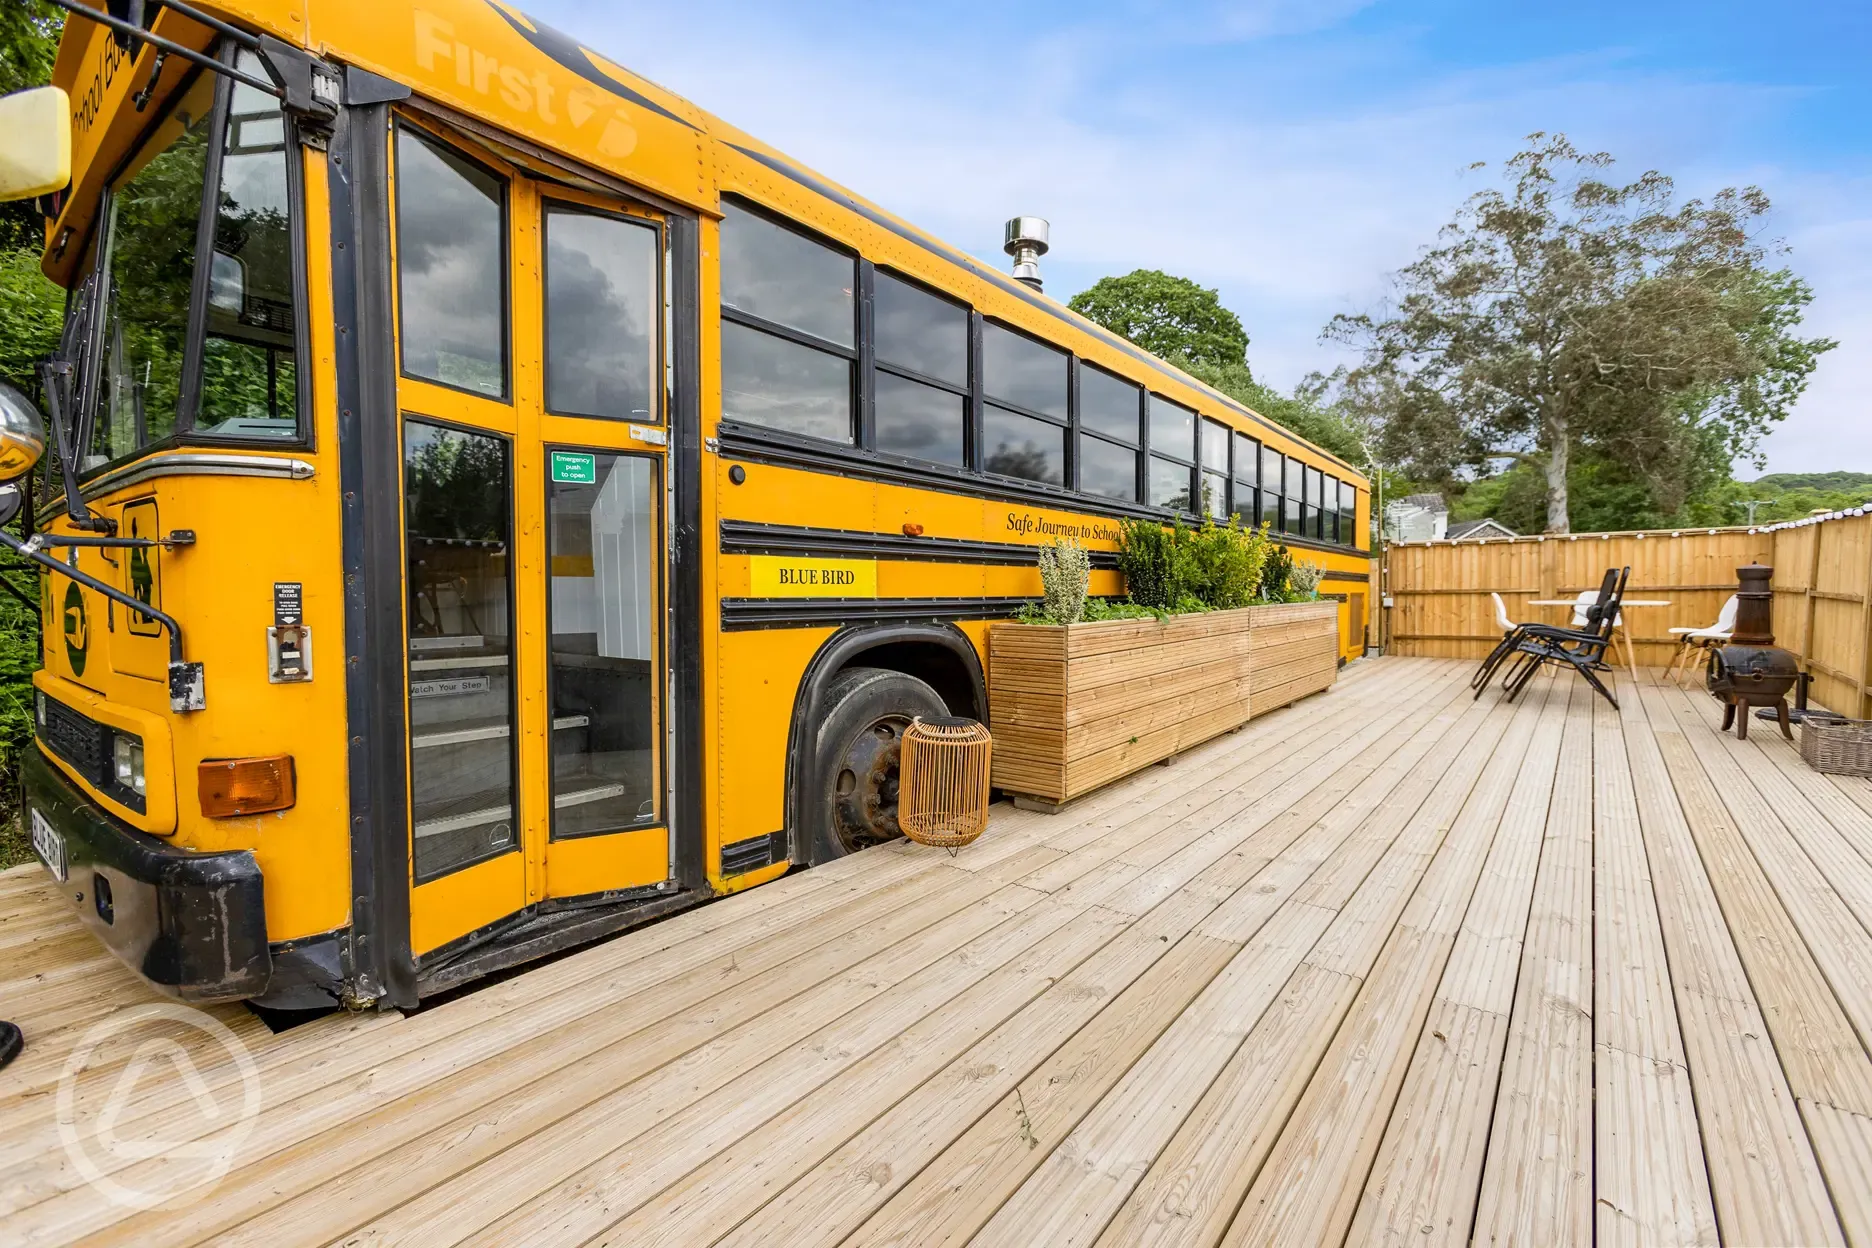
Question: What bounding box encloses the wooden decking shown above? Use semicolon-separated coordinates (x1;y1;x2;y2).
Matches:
6;655;1872;1245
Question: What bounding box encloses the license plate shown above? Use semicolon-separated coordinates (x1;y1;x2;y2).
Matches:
31;808;67;882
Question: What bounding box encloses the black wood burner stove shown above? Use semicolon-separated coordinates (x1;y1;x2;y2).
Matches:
1706;563;1800;740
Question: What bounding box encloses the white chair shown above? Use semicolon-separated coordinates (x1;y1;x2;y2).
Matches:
1666;595;1737;686
1491;592;1516;637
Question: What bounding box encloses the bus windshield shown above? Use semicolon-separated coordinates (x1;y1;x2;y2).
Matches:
80;50;299;469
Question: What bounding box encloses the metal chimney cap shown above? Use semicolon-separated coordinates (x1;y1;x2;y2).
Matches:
1003;216;1050;256
1004;216;1050;291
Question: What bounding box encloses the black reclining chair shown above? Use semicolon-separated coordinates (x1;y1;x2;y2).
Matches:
1471;567;1620;699
1499;566;1630;708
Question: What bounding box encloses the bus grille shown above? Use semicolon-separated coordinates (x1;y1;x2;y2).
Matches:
39;695;112;789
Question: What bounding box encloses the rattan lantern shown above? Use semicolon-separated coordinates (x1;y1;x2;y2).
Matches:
898;716;993;850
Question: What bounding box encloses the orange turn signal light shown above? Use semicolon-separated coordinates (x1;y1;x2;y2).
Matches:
199;756;296;817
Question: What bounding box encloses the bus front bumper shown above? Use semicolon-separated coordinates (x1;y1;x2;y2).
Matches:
21;747;272;1003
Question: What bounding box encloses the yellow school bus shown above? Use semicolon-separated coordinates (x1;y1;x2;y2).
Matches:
2;0;1370;1008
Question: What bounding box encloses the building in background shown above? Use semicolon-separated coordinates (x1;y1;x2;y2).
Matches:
1445;517;1518;541
1383;493;1448;541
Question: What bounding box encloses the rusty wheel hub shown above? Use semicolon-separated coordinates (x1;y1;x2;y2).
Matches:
831;713;910;854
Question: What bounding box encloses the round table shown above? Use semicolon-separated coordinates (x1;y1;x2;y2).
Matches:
1527;599;1672;684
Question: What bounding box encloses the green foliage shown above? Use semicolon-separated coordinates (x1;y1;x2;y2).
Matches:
0;245;63;392
1259;543;1293;602
1176;357;1366;464
1114;515;1193;610
1065;267;1378;468
1067;270;1249;369
0;572;39;860
1322;132;1836;533
1753;471;1872;493
1184;518;1274;610
1107;517;1281;616
1081;598;1162;622
1442;430;1869;533
1036;537;1090;625
1288;558;1324;600
0;1;60;854
1014;596;1170;625
0;1;61;255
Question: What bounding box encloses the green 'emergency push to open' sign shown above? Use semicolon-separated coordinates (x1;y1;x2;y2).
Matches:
550;451;596;484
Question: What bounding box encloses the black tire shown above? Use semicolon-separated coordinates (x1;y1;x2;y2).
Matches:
808;666;948;864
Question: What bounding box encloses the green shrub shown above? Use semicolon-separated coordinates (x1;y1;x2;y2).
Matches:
1036;536;1090;624
1114;515;1192;610
1259;543;1294;602
1185;518;1273;609
1288;557;1324;601
0;572;38;867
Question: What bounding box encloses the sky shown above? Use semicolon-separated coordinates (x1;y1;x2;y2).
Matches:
528;0;1870;478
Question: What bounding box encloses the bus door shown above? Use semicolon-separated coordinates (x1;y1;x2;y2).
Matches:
390;115;673;957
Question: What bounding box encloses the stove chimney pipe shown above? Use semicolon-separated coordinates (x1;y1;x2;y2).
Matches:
1004;217;1049;291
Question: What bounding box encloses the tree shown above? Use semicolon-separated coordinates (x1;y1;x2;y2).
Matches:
1068;269;1249;369
1067;268;1371;463
0;1;62;252
1321;133;1835;533
0;1;58;858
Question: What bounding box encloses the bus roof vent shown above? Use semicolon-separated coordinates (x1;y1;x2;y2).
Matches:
1003;217;1049;291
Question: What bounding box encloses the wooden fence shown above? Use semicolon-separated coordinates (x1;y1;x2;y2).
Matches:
1382;511;1872;718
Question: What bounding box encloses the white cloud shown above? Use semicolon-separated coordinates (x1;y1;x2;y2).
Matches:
533;0;1865;477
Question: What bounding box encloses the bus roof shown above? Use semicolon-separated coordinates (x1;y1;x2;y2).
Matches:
50;0;1368;483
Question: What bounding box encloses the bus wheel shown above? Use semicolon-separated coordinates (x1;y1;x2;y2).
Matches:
811;666;948;862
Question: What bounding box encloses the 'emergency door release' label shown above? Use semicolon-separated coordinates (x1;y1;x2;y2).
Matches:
748;555;878;598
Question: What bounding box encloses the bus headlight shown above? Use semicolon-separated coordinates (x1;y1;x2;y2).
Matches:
0;383;46;482
112;733;146;798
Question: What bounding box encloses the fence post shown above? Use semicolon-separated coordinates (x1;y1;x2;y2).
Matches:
1802;522;1824;675
1859;515;1872;718
1540;536;1558;604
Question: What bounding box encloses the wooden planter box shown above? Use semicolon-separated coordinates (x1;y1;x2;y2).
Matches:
988;601;1338;807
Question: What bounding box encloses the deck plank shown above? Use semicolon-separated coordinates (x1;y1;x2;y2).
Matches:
1619;677;1846;1247
1469;678;1596;1248
844;672;1510;1248
4;658;1871;1247
1590;681;1720;1247
1217;681;1563;1247
1347;683;1576;1246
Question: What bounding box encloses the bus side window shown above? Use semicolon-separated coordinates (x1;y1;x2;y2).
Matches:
1147;394;1195;511
198;51;298;438
718;201;856;444
1232;432;1260;527
872;271;968;468
980;322;1068;487
1199;417;1228;520
1078;363;1140;502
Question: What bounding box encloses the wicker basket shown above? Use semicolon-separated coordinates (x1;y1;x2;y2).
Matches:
1799;714;1872;778
898;716;992;850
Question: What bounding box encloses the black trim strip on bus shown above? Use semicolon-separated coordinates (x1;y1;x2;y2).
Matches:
724;142;1365;482
719;519;1121;570
721;595;1036;632
331;79;419;1010
668;212;708;894
717;421;1368;562
721;830;787;875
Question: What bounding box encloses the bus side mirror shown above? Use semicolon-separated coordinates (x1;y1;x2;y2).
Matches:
0;383;47;484
0;87;72;203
